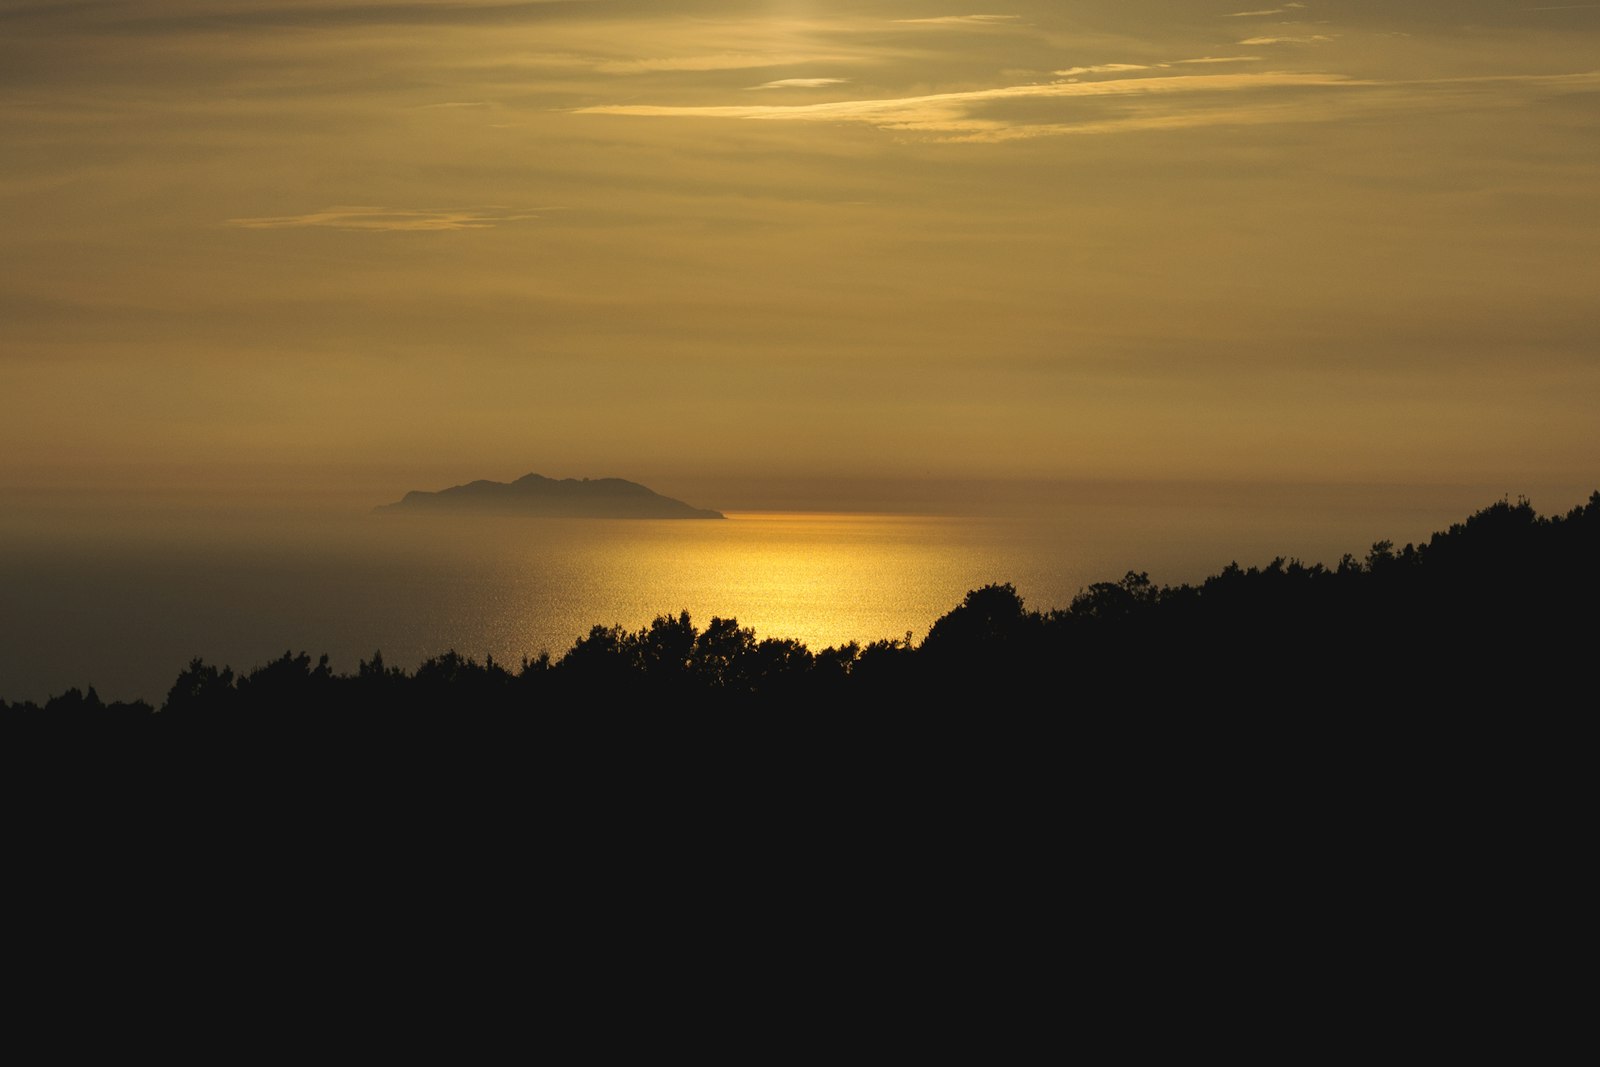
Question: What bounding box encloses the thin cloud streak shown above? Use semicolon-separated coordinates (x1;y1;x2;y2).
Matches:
1239;35;1335;44
893;15;1022;25
595;53;857;74
226;206;539;231
576;71;1366;135
1055;64;1150;77
1224;3;1306;16
948;70;1600;141
747;78;848;91
575;65;1600;141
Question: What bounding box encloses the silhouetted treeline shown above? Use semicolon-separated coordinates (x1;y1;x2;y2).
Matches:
6;493;1598;728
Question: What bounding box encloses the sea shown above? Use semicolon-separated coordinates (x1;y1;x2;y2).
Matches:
1;480;1581;705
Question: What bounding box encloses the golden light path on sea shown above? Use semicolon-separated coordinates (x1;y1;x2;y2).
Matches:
490;512;1016;656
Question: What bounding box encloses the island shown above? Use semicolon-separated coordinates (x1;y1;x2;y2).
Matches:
375;473;724;519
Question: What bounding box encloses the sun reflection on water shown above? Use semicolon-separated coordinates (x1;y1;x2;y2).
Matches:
495;511;994;656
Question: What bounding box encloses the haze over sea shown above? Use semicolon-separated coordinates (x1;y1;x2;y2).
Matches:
4;478;1582;706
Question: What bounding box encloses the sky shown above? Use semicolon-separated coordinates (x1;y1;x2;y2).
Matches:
3;0;1598;511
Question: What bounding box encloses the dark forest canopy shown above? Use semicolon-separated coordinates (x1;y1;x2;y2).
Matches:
6;492;1598;722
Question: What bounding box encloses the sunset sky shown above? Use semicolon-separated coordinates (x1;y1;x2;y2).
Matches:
4;0;1597;511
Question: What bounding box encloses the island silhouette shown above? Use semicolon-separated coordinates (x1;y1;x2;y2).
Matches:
376;472;724;519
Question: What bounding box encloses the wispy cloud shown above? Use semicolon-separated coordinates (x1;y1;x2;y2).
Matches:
747;78;848;91
577;71;1360;140
1239;35;1335;45
596;53;853;74
893;15;1022;26
1054;64;1150;78
1224;4;1307;16
226;206;538;232
576;65;1600;143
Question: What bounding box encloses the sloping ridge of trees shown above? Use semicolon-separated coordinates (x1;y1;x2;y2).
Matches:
6;492;1598;727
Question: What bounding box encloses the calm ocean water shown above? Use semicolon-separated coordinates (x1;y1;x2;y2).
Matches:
0;483;1567;704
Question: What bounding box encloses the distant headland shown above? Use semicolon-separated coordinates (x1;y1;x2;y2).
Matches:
376;473;724;519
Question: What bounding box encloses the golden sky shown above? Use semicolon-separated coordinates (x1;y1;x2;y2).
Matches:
3;0;1597;506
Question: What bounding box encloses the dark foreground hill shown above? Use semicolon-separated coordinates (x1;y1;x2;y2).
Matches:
15;496;1589;969
376;472;724;519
